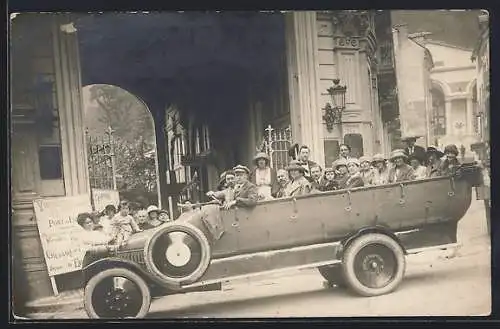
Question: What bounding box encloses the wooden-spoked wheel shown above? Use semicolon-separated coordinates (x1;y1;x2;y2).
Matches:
84;268;151;319
342;233;406;297
144;222;211;289
317;264;347;289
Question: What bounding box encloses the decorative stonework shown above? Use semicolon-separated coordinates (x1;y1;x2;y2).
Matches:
331;11;372;37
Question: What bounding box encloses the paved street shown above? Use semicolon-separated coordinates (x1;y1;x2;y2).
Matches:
28;200;491;319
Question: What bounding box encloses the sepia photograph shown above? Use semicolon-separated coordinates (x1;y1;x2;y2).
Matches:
10;9;491;319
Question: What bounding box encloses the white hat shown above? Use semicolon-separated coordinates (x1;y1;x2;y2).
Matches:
147;205;160;214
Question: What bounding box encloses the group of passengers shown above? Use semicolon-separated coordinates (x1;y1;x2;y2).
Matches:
207;136;463;207
76;199;172;248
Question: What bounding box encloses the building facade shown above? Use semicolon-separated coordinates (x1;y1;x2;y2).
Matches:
11;11;397;313
427;40;479;152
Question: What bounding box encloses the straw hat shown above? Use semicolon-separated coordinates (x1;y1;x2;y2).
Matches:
359;156;372;164
347;158;361;167
147;205;160;214
390;149;408;161
371;153;386;164
333;159;348;169
286;160;307;173
253;152;270;165
233;165;251;175
324;167;335;173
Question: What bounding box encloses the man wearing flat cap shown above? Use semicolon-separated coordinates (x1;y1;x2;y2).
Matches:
222;165;259;210
402;135;426;165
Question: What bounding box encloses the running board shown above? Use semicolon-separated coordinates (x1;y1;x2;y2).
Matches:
406;243;462;255
183;241;342;288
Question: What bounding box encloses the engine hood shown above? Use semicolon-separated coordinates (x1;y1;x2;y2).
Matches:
124;227;158;250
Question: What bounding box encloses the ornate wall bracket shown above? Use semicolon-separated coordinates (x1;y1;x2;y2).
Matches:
322;103;342;132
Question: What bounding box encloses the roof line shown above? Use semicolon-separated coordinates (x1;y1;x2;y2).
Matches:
426;39;473;52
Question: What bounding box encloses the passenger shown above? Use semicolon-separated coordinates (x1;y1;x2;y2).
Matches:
425;146;445;177
440;144;461;176
284;160;312;197
110;201;142;246
333;159;350;189
408;154;427;179
296;145;319;182
387;149;416;183
77;212;114;247
402;135;427;165
338;144;352;161
319;167;338;191
274;169;290;198
250;152;278;201
141;205;165;229
359;156;375;185
97;204;116;235
371;154;390;185
310;165;323;190
135;209;150;230
217;171;228;191
345;158;365;188
222;165;259;210
207;170;236;206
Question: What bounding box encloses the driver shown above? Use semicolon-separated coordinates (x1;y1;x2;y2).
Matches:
206;170;236;206
222;165;259;210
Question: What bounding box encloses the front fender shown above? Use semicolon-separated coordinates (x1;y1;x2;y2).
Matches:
82;257;157;286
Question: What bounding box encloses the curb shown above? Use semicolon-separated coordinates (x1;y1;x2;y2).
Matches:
24;291;84;315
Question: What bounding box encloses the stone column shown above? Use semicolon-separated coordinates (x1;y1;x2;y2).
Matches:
52;17;90;196
466;97;474;135
285;11;324;165
445;99;452;136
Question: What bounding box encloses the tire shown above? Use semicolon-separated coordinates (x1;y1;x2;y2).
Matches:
144;222;211;289
317;264;347;288
84;268;151;319
342;233;406;297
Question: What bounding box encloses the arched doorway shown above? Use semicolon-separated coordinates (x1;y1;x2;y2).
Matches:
82;84;161;210
430;83;447;142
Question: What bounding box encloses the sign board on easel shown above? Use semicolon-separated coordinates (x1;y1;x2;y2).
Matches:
33;194;92;295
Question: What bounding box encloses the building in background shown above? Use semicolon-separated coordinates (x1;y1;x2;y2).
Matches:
427;40;479;152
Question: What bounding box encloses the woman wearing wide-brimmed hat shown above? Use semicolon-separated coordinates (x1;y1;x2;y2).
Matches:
439;144;461;176
284;160;312;197
387;149;416;183
249;152;278;200
332;158;350;189
359;155;375;186
371;154;390;185
425;146;445;178
343;158;365;189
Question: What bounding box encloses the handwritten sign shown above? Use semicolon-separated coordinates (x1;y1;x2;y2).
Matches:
33;195;92;276
92;189;120;212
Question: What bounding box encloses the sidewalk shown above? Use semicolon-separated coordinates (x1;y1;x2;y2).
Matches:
21;200;491;319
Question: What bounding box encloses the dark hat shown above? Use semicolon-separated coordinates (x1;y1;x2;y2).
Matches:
286;160;307;173
233;165;251;175
253;152;270;165
444;144;459;156
401;135;422;142
426;146;445;158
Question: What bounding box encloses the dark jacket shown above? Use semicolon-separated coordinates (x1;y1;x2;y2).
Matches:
439;158;461;176
345;174;365;189
387;164;416;183
404;145;427;165
319;179;338;192
297;160;319;182
426;159;443;178
233;181;259;208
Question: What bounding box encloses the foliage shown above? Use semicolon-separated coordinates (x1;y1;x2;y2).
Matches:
84;84;158;194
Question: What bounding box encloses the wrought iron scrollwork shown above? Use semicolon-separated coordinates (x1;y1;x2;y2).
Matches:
322;103;342;132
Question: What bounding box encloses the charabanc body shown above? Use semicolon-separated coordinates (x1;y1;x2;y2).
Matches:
81;162;484;319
